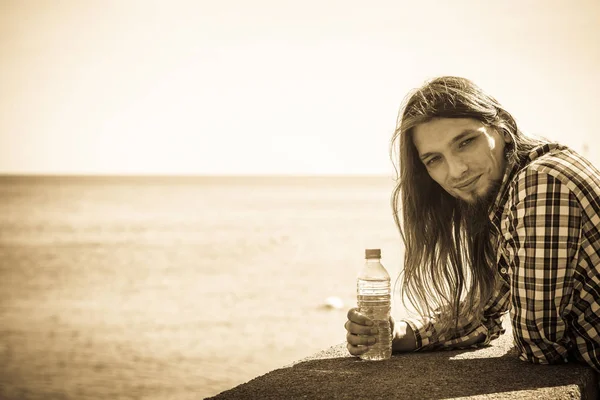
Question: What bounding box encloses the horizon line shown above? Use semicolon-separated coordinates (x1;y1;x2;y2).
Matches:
0;172;395;178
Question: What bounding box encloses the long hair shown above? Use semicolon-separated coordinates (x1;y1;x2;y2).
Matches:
390;76;546;336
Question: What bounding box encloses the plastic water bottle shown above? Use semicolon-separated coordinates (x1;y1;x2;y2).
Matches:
357;248;392;360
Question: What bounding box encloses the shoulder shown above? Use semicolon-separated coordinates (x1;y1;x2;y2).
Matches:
510;144;600;201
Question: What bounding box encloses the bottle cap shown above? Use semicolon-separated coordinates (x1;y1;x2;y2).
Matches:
365;248;381;259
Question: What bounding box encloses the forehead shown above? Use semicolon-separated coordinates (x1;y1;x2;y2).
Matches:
412;118;485;154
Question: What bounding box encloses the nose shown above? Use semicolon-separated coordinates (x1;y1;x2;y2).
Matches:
447;155;468;179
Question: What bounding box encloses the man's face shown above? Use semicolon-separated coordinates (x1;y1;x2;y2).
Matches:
412;118;510;204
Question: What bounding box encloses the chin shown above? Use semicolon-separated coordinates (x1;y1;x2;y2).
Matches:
460;194;478;205
457;187;489;205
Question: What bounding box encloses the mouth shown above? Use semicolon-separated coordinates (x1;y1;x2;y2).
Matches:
454;175;482;190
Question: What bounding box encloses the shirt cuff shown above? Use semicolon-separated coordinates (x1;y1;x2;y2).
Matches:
402;317;435;350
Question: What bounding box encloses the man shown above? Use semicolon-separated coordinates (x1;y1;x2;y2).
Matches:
345;76;600;371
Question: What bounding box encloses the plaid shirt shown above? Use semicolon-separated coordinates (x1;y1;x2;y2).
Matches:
404;143;600;371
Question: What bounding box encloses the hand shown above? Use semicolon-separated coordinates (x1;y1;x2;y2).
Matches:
345;308;417;355
344;307;383;356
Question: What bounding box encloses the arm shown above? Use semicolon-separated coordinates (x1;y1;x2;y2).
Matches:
503;169;580;365
396;276;510;352
391;318;417;352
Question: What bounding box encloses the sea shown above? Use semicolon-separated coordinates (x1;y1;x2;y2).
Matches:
0;175;409;399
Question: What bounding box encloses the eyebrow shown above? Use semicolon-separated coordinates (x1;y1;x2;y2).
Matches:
418;129;480;161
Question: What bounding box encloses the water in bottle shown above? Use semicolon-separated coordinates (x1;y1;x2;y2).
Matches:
357;248;392;360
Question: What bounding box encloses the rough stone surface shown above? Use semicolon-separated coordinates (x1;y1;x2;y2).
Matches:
207;326;598;399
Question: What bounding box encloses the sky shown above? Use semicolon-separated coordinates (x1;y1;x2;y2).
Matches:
1;0;599;175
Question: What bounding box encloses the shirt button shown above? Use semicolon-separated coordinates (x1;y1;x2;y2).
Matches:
500;268;507;274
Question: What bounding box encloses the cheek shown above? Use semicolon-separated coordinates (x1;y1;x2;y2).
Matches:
491;141;507;170
427;169;448;188
489;152;506;179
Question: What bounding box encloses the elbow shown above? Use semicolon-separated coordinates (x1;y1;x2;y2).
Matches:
515;336;570;365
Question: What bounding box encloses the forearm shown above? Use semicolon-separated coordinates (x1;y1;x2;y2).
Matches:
396;317;495;352
450;331;486;348
392;320;418;352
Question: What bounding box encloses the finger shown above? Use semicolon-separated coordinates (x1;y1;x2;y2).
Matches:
345;320;378;336
347;308;374;326
347;331;378;347
346;342;369;356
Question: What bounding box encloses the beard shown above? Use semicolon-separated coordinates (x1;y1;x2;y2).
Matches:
457;178;503;235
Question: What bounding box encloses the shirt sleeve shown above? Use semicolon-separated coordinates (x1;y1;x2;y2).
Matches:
502;168;581;365
402;275;510;351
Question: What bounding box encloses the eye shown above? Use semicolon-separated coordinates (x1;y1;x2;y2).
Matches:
459;137;474;148
426;156;440;166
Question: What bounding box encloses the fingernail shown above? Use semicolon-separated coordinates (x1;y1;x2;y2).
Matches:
369;337;377;345
371;328;378;335
366;320;373;326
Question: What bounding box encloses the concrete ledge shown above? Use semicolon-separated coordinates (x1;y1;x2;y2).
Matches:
207;326;598;399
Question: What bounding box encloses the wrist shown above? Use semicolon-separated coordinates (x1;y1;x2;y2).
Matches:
392;320;418;352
